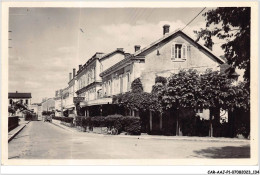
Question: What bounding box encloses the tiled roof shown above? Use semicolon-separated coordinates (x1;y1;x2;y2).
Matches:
8;92;32;99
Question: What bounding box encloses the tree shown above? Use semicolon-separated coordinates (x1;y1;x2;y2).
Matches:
8;101;28;116
8;106;16;116
195;7;250;86
160;69;202;135
200;69;234;136
200;69;250;137
113;78;159;112
131;78;143;93
161;69;202;109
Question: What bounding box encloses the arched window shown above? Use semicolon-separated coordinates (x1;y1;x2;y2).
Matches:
97;89;102;99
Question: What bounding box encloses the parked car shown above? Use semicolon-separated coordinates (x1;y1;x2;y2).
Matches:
44;115;52;122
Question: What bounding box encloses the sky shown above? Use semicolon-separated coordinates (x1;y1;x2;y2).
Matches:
8;7;225;103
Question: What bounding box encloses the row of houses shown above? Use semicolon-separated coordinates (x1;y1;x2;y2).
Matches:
8;91;44;120
53;24;234;135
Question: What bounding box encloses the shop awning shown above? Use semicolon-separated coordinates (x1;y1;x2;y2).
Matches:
65;107;74;111
80;98;112;107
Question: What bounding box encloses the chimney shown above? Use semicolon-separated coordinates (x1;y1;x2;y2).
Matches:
134;45;141;52
163;24;170;35
117;48;124;52
69;73;72;81
73;68;76;78
79;64;82;70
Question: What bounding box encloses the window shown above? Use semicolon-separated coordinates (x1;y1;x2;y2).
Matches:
120;75;123;93
92;68;95;81
86;92;89;101
9;99;12;105
107;81;111;96
85;74;88;85
175;44;182;58
103;82;107;96
171;43;188;61
114;76;119;94
97;89;102;99
26;99;28;105
126;73;131;91
106;82;109;96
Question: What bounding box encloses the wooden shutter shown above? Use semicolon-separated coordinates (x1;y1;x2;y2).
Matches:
182;44;187;59
187;45;191;59
171;42;175;60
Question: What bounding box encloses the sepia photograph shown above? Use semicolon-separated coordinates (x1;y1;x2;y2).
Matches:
1;1;258;170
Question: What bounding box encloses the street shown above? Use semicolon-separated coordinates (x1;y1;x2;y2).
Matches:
8;121;250;159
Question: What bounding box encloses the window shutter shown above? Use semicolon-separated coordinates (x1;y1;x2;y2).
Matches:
182;44;186;59
171;43;175;60
187;45;191;59
171;42;177;60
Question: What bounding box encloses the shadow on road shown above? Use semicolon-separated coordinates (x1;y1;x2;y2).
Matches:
13;135;29;139
193;144;250;158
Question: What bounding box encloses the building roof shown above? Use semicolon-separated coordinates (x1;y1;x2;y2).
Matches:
100;54;144;77
99;48;125;61
134;29;225;64
76;52;105;76
8;92;32;99
100;29;225;77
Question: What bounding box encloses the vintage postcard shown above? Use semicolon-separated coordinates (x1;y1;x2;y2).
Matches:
1;1;258;168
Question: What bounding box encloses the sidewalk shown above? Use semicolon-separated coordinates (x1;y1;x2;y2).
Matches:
51;119;250;143
8;119;30;142
51;119;77;133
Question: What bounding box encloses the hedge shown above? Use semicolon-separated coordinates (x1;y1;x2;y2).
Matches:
24;110;37;121
74;115;141;135
42;111;54;116
52;116;74;123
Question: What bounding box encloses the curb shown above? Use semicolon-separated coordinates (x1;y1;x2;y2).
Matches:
8;125;26;143
50;121;76;133
49;120;250;143
8;121;31;143
114;135;250;143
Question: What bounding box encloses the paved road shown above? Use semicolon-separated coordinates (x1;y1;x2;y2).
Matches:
8;121;250;159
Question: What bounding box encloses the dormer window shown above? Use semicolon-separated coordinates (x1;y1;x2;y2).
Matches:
171;43;187;61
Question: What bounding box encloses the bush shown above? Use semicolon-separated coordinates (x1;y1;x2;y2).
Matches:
53;116;62;120
60;117;74;123
74;116;84;126
131;78;143;93
42;111;54;116
73;114;141;135
91;116;105;127
53;116;73;123
24;110;34;121
123;116;141;135
105;114;123;128
155;76;167;85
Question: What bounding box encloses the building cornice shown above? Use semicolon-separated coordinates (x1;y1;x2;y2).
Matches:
100;55;145;77
75;81;102;95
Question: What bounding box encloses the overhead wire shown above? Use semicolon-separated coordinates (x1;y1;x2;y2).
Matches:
181;7;206;31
